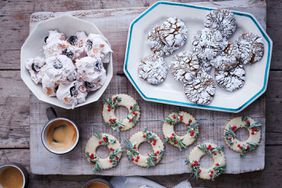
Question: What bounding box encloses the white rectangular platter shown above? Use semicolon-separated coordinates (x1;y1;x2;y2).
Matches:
124;1;272;113
30;0;266;176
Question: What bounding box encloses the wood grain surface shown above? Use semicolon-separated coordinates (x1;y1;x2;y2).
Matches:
0;0;282;187
29;2;266;176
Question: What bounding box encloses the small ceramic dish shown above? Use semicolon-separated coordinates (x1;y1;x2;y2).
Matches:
21;15;113;109
124;1;272;113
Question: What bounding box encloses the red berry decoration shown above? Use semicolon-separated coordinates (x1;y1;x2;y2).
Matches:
99;141;102;145
103;137;108;142
179;116;183;121
231;125;237;132
190;130;195;137
207;145;213;150
90;153;94;160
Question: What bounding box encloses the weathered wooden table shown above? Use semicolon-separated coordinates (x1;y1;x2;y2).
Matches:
0;0;281;187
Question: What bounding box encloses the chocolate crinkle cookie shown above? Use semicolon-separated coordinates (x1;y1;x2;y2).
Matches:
235;32;264;65
138;55;168;85
192;28;228;64
215;64;246;92
204;9;237;39
171;52;200;84
147;17;188;56
184;70;216;105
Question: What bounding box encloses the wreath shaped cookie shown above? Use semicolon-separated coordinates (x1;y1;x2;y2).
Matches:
102;94;141;131
125;129;165;168
186;143;226;180
224;116;261;156
85;133;122;172
163;111;199;150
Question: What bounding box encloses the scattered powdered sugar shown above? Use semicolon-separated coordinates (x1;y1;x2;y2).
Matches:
147;17;188;56
138;55;168;85
204;9;237;39
170;52;200;83
215;64;246;92
235;32;264;65
184;70;216;105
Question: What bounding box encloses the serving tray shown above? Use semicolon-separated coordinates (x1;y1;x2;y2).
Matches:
124;1;272;113
30;0;266;176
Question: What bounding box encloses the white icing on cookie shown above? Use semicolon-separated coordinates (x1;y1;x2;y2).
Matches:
76;56;107;91
204;9;237;39
25;56;46;84
187;143;226;180
56;81;88;107
84;34;112;63
147;17;188;56
43;30;69;57
85;133;122;172
163;111;199;150
224;116;262;156
126;129;165;168
171;52;200;84
102;94;141;131
138;55;168;85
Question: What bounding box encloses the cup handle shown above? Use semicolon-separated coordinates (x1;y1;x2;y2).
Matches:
46;107;58;120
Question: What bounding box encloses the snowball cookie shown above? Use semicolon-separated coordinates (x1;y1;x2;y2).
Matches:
235;32;264;65
76;56;107;91
186;143;226;180
210;53;239;71
192;28;228;64
125;129;165;168
25;56;46;84
67;31;88;48
170;52;200;84
147;17;188;56
204;9;237;39
224;116;262;156
215;64;246;92
138;55;168;85
41;55;76;96
56;81;88;107
184;70;216;105
84;33;112;63
43;30;69;58
85;133;122;172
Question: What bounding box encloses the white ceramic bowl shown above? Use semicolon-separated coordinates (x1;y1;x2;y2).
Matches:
21;15;113;109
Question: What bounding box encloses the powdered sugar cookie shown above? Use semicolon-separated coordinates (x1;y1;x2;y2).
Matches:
204;9;237;39
235;32;264;64
125;129;165;168
67;31;87;48
43;30;69;57
76;56;107;91
102;94;140;131
85;33;112;63
56;81;88;107
186;143;226;180
163;111;199;151
25;56;45;84
210;53;238;71
85;132;122;172
224;116;262;156
138;55;168;85
192;28;228;63
184;70;216;105
43;55;77;85
170;52;200;84
215;64;246;92
147;17;188;56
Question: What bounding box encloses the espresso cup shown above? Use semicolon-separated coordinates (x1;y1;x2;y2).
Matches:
41;107;80;154
0;163;29;188
83;178;113;188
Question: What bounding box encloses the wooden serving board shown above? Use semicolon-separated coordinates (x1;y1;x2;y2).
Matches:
30;1;266;176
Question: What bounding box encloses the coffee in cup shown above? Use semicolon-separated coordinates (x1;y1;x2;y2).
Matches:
41;107;79;154
0;164;28;188
84;179;112;188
